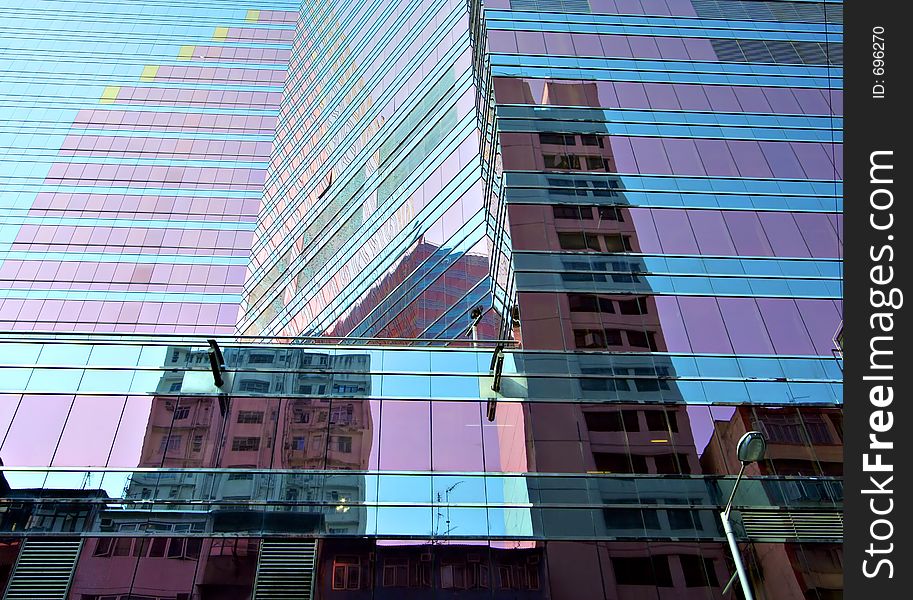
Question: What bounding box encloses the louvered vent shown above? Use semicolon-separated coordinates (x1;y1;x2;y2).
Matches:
738;510;843;542
253;539;319;600
3;539;82;600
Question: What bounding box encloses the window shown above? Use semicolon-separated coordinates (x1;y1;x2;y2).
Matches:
593;452;647;473
760;413;819;444
192;435;203;452
680;555;719;587
231;437;260;452
668;509;700;531
293;409;311;423
805;416;833;444
568;293;598;312
112;538;132;556
580;134;604;147
238;379;270;393
330;404;354;425
568;293;614;313
334;436;352;453
333;384;360;393
604;329;623;346
618;297;648;315
612;556;674;587
169;382;182;392
413;556;433;588
552;205;592;220
383;558;409;587
604;507;660;530
625;330;657;350
441;562;468;589
148;538;168;558
602;233;632;252
247;353;275;364
584;410;640;432
291;436;307;451
654;453;693;475
539;132;575;146
574;329;606;349
332;556;361;590
598;206;624;221
543;153;581;170
93;538;113;557
237;410;264;424
173;406;189;420
558;232;600;251
159;434;182;452
645;410;678;433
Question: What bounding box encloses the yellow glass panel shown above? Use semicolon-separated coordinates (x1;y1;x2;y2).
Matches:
139;65;159;82
213;26;229;41
99;86;120;104
246;9;260;22
178;45;195;60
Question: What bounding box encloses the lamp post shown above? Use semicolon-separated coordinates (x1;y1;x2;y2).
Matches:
720;430;766;600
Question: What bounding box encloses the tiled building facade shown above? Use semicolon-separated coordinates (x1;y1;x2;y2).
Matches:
0;0;842;598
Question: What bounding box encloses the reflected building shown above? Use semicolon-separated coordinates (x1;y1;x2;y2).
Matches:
1;0;842;598
701;406;844;600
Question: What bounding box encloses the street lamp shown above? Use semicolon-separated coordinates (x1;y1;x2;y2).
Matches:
720;431;767;600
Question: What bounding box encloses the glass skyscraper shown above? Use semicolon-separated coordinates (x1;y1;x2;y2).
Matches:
0;0;842;598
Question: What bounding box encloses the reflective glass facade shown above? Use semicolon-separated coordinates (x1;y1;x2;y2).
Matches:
1;0;842;599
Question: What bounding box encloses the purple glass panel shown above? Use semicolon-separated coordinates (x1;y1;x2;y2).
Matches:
722;212;775;257
515;31;546;54
1;395;71;466
628;208;663;253
431;401;484;470
608;136;638;172
654;36;690;59
703;85;742;111
759;141;806;179
792;213;841;258
653;209;699;253
599;35;633;58
757;299;816;355
718;298;776;354
663;138;705;175
673;84;711;111
689;210;737;255
613;82;650;108
732;87;773;112
642;82;681;109
792;143;839;179
379;401;431;470
693;139;739;177
627;36;662;59
729;141;773;178
629;137;672;174
544;32;574;56
683;38;718;61
762;87;803;114
795;299;842;355
678;296;734;353
488;29;517;53
52;395;127;467
758;212;812;257
653;296;693;352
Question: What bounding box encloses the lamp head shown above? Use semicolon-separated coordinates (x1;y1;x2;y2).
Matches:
736;431;767;464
